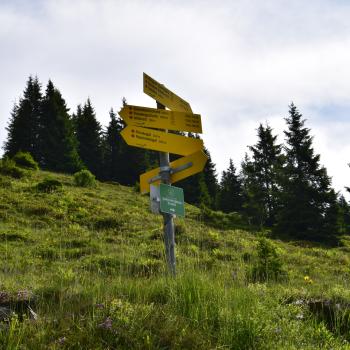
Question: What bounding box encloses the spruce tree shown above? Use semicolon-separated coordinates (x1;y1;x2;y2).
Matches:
218;159;244;213
114;98;155;185
75;99;103;177
102;108;124;181
275;104;338;240
338;195;350;234
242;123;283;227
38;80;82;172
203;146;219;208
4;76;42;160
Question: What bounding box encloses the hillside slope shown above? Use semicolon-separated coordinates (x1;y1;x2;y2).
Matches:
1;170;350;349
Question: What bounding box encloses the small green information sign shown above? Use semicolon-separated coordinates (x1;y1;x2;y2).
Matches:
159;184;185;217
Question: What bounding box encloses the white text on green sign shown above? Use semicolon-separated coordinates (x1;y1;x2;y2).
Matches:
160;184;185;217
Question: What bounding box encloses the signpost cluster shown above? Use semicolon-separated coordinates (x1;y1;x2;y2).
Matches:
119;73;207;275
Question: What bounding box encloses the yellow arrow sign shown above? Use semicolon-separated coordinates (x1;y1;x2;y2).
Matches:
140;150;208;194
143;73;192;113
120;126;203;156
119;105;202;133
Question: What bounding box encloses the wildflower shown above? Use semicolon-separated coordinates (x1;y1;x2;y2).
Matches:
57;337;66;345
99;316;113;330
304;276;313;284
296;313;304;320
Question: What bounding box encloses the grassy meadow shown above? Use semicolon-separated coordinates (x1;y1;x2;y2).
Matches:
1;170;350;349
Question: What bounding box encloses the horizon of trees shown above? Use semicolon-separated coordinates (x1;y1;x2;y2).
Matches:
3;76;350;242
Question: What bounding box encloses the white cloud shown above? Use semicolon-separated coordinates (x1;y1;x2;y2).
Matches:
0;0;349;198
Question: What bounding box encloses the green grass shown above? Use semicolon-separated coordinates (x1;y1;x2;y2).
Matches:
1;170;350;349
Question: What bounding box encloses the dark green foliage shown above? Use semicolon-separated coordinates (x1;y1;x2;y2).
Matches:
274;104;339;241
202;147;219;208
102;99;157;185
338;195;350;234
75;100;103;177
102;108;124;181
200;205;247;230
218;159;244;213
177;138;218;209
0;157;25;178
13;151;39;170
249;237;286;282
242;123;283;227
38;81;82;173
74;169;96;187
36;178;63;193
4;76;42;160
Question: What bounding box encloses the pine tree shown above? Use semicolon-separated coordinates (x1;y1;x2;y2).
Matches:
242;123;283;227
275;103;338;240
102;108;124;181
4;76;42;160
338;195;350;234
203;146;219;208
75;99;103;177
38;80;82;172
218;159;244;213
114;98;155;185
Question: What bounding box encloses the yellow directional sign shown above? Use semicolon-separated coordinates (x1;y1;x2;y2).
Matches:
143;73;192;113
140;150;208;194
120;126;203;156
119;105;202;133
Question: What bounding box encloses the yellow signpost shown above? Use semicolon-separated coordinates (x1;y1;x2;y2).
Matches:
140;150;208;194
119;73;207;276
119;105;202;133
143;73;192;113
120;125;203;156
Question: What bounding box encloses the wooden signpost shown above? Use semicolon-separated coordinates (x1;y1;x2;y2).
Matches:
119;73;207;276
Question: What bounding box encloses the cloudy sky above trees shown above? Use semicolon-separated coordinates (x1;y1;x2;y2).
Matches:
1;0;350;197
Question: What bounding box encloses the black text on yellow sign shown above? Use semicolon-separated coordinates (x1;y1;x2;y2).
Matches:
120;126;203;156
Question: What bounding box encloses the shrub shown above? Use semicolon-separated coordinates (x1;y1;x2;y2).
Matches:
13;151;38;170
74;169;96;187
0;157;25;178
37;178;63;193
200;205;247;230
248;237;287;282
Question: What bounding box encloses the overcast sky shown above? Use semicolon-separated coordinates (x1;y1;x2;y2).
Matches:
1;0;350;198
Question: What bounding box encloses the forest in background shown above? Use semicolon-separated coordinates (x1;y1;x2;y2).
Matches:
2;76;350;243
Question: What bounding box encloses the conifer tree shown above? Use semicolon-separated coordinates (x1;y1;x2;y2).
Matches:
242;123;283;227
75;99;103;177
38;80;82;172
4;76;42;160
275;104;338;240
338;195;350;234
102;108;124;181
113;98;156;185
218;159;244;213
203;146;219;208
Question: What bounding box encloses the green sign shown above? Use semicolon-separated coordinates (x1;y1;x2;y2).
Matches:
159;184;185;217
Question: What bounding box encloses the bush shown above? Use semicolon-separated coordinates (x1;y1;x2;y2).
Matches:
13;151;38;170
0;157;25;178
200;205;247;230
74;169;96;187
37;178;63;193
248;238;287;282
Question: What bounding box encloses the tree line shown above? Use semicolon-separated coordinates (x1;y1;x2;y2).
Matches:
3;76;350;241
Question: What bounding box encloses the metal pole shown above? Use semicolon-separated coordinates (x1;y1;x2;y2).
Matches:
157;101;176;276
